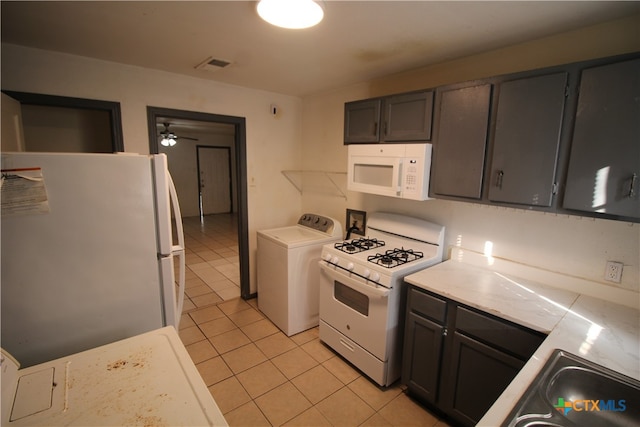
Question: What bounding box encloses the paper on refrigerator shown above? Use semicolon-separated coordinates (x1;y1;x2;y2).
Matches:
1;167;50;217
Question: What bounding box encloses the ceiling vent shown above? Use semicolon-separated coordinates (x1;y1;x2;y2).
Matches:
195;57;232;72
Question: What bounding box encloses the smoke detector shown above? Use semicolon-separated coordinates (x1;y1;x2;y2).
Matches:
195;57;232;72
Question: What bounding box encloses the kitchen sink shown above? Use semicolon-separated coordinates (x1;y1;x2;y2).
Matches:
503;349;640;427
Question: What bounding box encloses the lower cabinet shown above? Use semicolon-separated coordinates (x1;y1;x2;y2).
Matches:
402;311;445;404
441;332;527;425
402;285;546;426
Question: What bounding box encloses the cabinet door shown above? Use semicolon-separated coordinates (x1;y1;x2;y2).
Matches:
441;332;525;426
563;58;640;218
383;91;434;142
488;73;568;206
344;99;381;144
431;84;492;199
402;311;445;405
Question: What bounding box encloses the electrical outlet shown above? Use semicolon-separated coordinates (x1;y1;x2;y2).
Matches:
604;261;623;283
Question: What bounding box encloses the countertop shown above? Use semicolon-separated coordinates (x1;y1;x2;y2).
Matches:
403;247;640;427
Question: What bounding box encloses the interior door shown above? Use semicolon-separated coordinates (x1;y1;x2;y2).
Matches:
197;146;232;215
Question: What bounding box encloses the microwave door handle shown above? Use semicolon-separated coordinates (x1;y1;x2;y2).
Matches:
394;159;403;195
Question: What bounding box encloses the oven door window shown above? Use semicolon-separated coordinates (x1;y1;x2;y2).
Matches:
334;281;369;316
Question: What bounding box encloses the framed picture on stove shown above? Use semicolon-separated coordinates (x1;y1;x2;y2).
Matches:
346;209;366;237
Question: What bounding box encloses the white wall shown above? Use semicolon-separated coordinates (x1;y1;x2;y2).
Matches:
301;15;640;293
21;105;112;152
1;43;304;294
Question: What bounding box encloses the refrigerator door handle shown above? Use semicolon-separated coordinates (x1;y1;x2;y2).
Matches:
172;247;186;327
167;171;186;327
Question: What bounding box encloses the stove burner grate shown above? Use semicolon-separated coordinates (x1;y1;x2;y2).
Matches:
335;238;385;254
367;248;424;268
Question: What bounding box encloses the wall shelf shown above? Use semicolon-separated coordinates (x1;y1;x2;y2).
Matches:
281;170;347;199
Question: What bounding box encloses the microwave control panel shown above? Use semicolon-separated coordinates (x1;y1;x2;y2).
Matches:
405;160;419;191
402;143;432;200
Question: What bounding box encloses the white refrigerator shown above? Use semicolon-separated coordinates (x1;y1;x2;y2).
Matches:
1;152;186;367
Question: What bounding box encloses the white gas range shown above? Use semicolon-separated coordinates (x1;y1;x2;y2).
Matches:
319;212;445;386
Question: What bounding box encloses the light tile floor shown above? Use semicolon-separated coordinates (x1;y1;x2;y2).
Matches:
179;299;451;427
176;214;451;426
178;214;242;310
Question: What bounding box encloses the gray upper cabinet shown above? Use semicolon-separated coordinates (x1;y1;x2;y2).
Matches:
343;54;639;222
431;83;492;199
344;90;433;144
488;72;568;207
343;98;381;143
562;58;640;219
383;91;434;142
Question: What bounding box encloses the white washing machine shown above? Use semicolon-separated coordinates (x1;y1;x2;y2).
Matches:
257;213;343;336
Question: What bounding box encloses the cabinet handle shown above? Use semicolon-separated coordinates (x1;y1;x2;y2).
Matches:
496;170;504;189
443;328;448;337
373;122;378;136
628;173;638;198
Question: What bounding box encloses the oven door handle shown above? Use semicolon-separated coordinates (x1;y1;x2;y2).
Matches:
319;262;390;298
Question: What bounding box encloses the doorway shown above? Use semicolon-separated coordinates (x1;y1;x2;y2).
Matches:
147;106;251;300
197;146;232;218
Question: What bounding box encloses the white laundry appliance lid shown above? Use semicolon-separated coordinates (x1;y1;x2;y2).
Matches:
1;327;228;426
258;213;343;248
258;225;339;245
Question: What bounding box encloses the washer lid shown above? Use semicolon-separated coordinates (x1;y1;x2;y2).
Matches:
260;226;334;245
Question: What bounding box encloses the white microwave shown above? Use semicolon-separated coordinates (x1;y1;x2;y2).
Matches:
347;143;433;200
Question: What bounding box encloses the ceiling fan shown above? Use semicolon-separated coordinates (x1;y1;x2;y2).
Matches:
158;122;199;146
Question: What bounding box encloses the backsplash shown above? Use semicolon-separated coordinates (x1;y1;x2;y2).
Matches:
303;193;639;294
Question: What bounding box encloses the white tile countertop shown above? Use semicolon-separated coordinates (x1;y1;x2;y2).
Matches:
403;247;640;427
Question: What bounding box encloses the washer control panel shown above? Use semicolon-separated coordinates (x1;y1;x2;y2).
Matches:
298;213;336;235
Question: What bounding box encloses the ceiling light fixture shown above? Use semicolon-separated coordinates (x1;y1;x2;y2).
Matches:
257;0;324;29
161;137;177;147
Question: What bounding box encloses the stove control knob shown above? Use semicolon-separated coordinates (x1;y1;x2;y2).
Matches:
331;256;339;265
371;272;381;282
363;269;371;278
324;253;333;262
346;262;354;271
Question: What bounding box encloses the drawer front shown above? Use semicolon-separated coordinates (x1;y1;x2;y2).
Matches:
455;306;545;360
408;287;447;323
319;320;390;386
